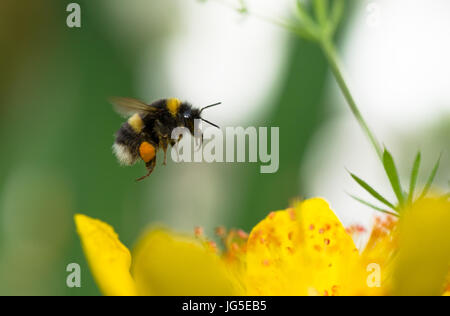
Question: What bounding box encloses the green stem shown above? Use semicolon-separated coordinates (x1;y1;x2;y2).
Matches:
320;38;383;161
205;0;383;161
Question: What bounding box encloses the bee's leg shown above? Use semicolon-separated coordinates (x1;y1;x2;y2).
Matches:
170;139;179;162
162;147;168;166
161;138;169;166
169;134;183;162
137;141;157;181
195;135;200;149
136;158;156;182
173;134;183;161
194;132;203;151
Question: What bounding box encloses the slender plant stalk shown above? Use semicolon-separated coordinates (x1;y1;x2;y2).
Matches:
320;38;383;160
208;0;384;161
202;0;443;211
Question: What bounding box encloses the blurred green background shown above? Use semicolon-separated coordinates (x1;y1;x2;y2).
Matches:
0;0;448;295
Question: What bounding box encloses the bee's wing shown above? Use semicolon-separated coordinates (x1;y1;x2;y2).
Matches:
110;97;158;117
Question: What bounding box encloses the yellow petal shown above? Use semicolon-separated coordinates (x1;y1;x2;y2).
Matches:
74;214;137;296
131;228;241;295
393;197;450;296
360;216;398;294
245;198;363;296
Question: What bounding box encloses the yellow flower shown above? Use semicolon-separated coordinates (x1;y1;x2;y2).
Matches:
244;199;367;296
74;215;137;296
75;215;240;296
75;197;449;296
392;197;450;296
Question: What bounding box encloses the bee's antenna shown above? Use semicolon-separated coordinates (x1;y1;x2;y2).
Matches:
201;118;220;129
199;102;221;114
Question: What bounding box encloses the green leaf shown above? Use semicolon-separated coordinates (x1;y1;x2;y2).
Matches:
237;0;248;14
328;0;344;36
292;26;316;41
313;0;328;26
419;154;442;199
349;172;396;210
295;0;319;39
382;149;405;206
407;152;421;204
348;193;399;217
296;0;312;21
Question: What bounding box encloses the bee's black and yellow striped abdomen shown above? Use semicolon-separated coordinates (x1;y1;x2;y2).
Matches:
113;120;143;166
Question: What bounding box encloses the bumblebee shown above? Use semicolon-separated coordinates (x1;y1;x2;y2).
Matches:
111;97;220;181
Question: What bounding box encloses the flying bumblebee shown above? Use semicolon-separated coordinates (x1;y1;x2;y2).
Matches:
111;97;220;181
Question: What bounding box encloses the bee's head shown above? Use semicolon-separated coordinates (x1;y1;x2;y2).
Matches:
181;106;199;135
181;102;220;135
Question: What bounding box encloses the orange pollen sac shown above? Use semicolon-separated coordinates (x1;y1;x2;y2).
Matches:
139;142;156;163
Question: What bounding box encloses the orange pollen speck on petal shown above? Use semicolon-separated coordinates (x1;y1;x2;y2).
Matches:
324;239;331;246
332;285;339;296
309;224;315;231
287;208;296;220
268;212;276;220
314;245;322;252
262;259;270;267
288;231;293;240
319;228;325;234
232;242;239;251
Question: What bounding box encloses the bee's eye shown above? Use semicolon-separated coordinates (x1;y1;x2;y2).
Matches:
183;111;191;119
